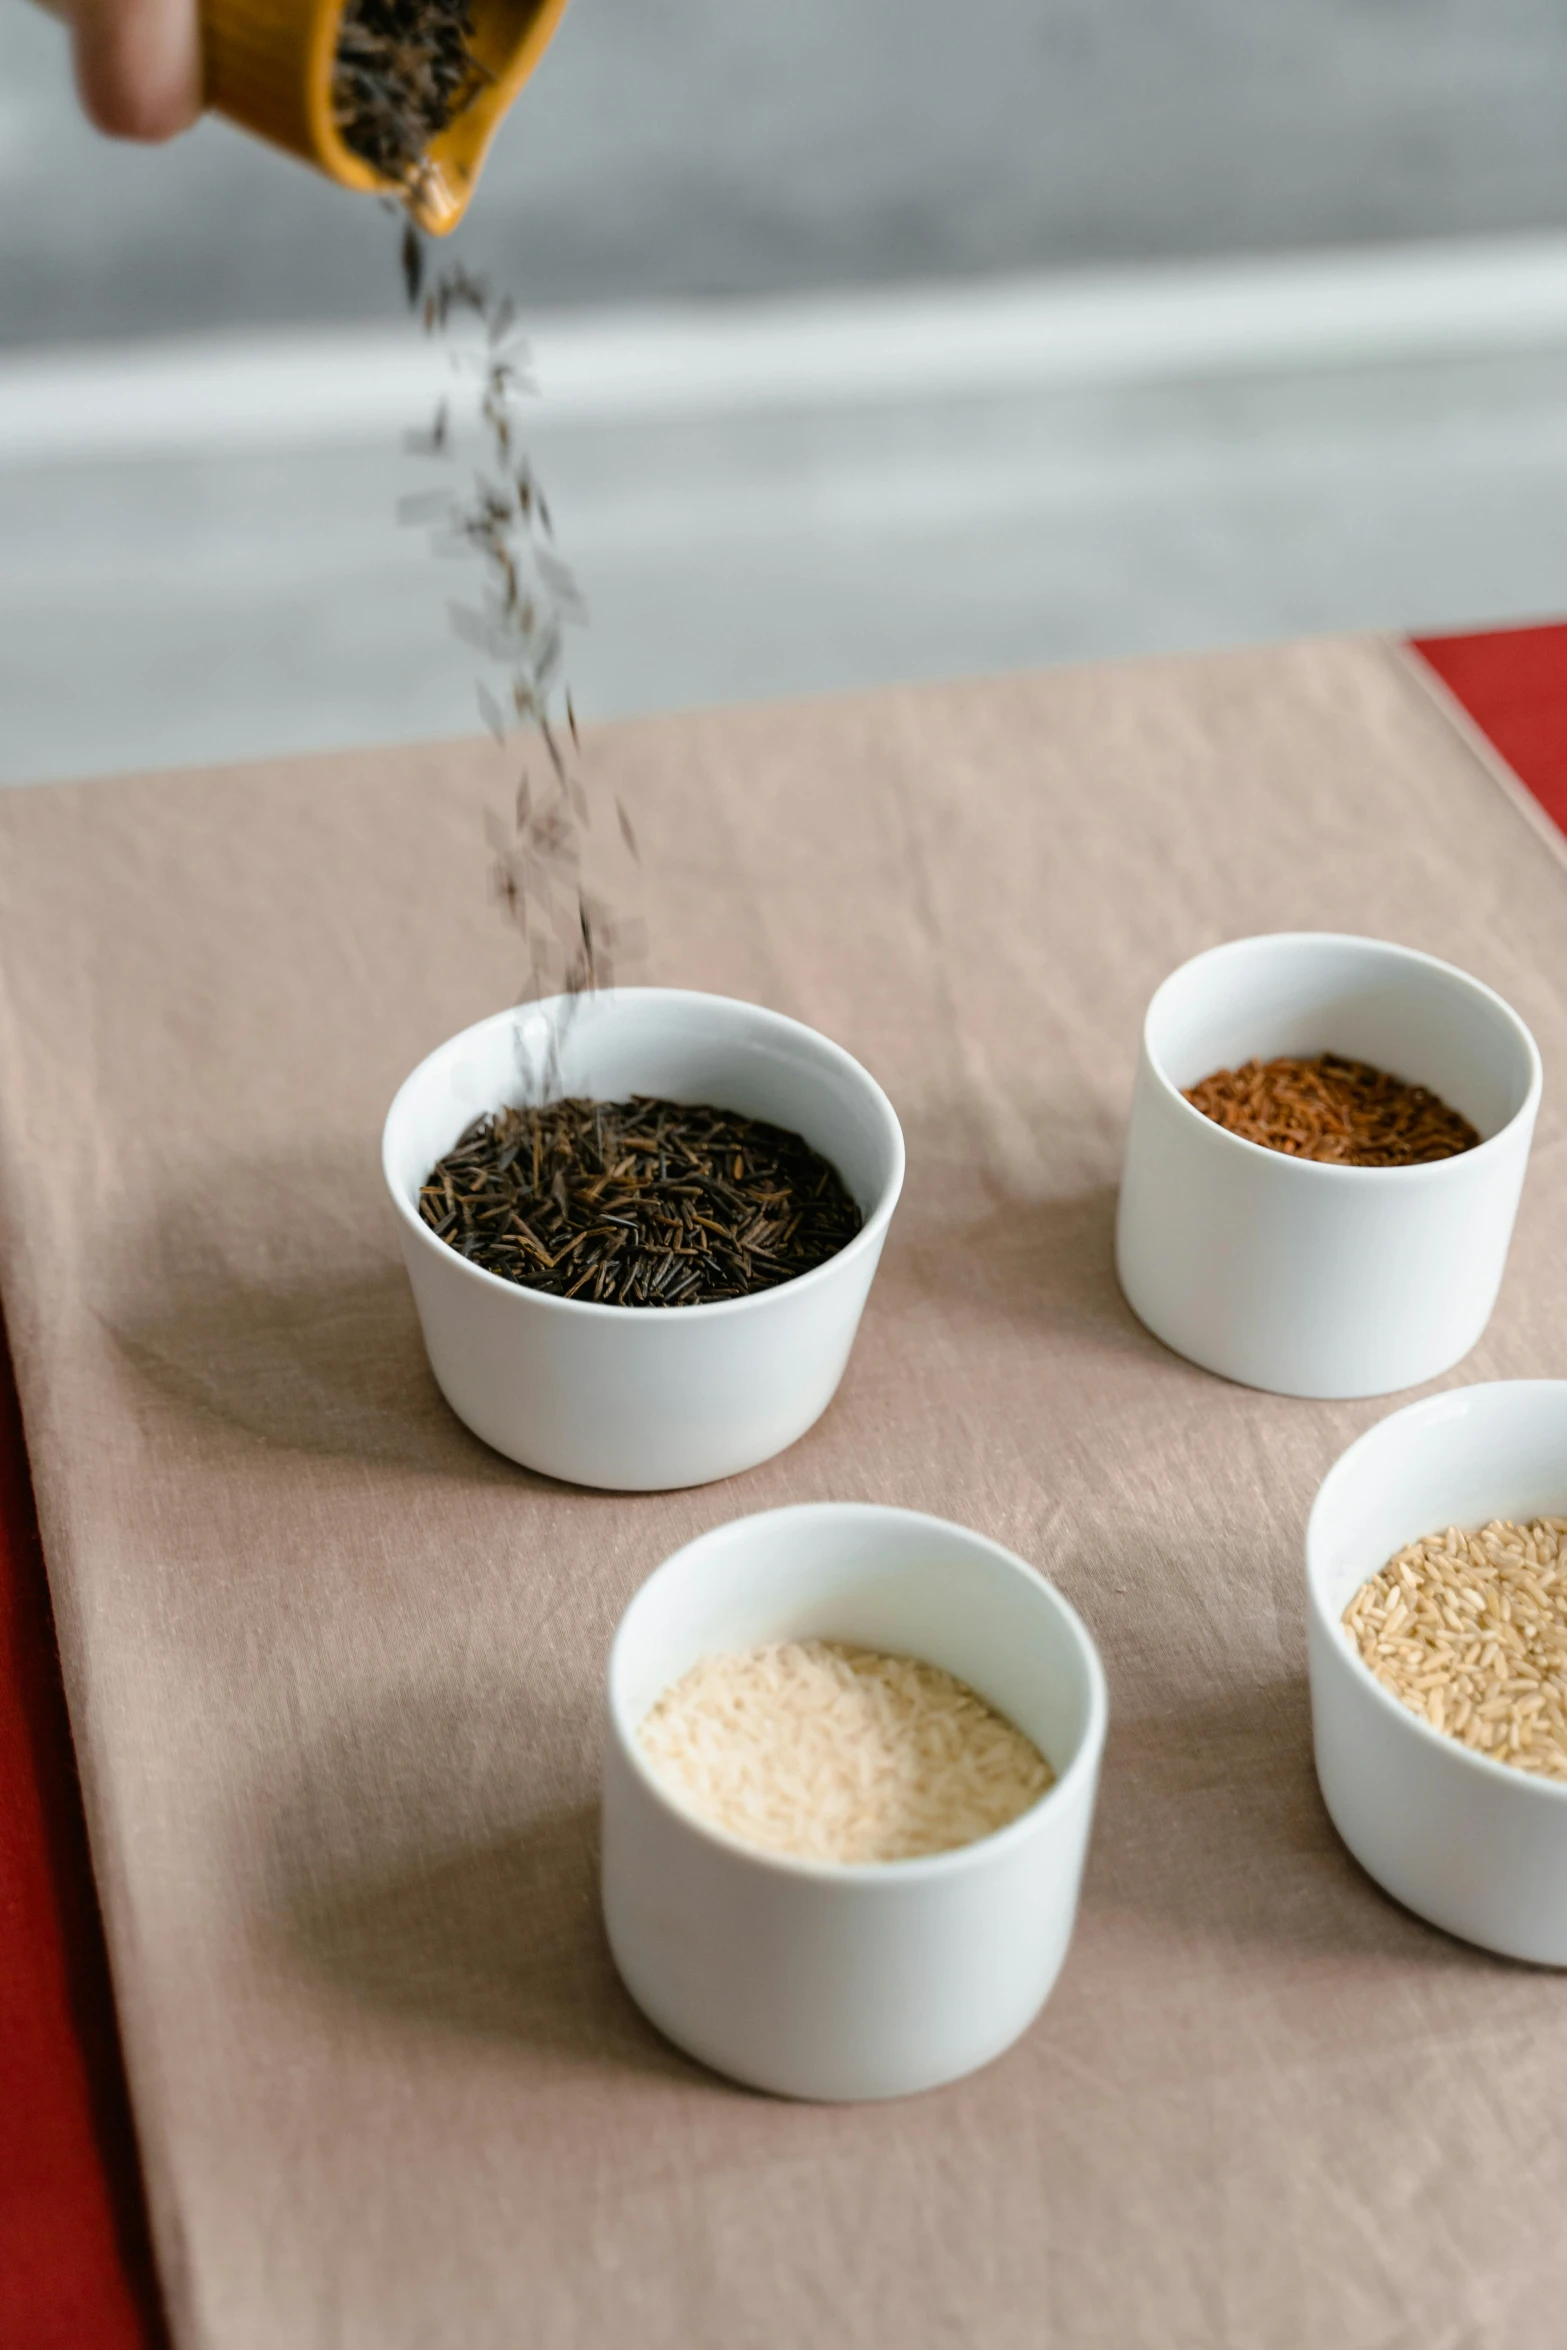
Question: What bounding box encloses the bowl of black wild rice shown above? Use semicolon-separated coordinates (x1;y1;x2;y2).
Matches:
381;991;905;1488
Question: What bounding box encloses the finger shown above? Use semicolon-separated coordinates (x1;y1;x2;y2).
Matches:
71;0;203;143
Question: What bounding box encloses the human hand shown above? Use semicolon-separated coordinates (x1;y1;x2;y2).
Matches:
67;0;202;141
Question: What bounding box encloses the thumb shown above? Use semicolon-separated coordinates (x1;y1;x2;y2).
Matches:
69;0;203;142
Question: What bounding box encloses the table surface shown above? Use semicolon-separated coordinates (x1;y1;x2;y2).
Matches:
2;622;1566;2350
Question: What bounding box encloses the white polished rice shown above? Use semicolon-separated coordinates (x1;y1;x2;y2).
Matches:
638;1638;1054;1862
1344;1518;1567;1777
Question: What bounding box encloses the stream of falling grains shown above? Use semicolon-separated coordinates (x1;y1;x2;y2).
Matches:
329;0;642;1005
397;219;644;1004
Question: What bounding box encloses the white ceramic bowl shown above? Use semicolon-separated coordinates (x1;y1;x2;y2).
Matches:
382;991;904;1489
1116;933;1541;1398
601;1503;1108;2101
1307;1381;1567;1964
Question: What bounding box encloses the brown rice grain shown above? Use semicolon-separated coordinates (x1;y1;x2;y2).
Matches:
1343;1518;1567;1780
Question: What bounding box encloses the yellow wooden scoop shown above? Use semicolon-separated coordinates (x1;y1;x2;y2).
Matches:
206;0;568;231
42;0;567;232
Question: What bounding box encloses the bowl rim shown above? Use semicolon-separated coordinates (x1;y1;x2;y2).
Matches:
381;989;907;1323
1305;1379;1567;1804
606;1501;1110;1884
1144;930;1543;1183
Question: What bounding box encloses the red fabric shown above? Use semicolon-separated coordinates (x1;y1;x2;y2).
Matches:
0;1318;166;2350
1413;622;1567;839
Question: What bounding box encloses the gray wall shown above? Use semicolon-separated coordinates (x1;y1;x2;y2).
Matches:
4;0;1567;343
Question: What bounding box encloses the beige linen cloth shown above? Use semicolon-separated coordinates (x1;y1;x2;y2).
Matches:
2;638;1566;2350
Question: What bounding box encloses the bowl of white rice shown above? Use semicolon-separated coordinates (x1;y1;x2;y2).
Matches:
601;1503;1108;2101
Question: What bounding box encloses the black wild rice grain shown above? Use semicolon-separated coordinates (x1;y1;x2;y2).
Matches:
355;0;635;1002
400;238;640;1001
419;1097;863;1304
333;0;491;194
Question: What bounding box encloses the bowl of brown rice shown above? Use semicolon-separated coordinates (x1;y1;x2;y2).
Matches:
601;1503;1107;2100
1307;1380;1567;1963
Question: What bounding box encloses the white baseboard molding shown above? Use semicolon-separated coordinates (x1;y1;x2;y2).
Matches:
6;231;1567;469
